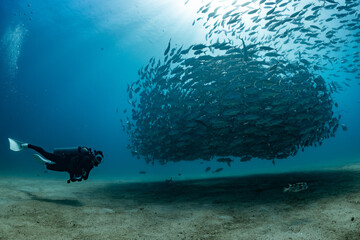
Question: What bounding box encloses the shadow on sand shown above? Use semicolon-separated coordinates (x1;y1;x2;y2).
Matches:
91;167;360;207
22;191;83;207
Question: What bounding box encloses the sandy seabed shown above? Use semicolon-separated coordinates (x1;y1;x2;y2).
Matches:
1;164;360;240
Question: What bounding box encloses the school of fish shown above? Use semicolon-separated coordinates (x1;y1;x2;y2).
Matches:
122;0;359;165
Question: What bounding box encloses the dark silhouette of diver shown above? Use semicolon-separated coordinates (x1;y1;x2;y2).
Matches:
8;138;103;183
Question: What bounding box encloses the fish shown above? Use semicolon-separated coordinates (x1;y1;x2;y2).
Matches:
205;167;211;172
265;52;281;57
248;9;259;15
195;119;209;128
216;157;233;166
139;171;146;174
240;156;252;162
122;0;346;165
192;44;207;51
259;46;274;51
305;15;318;21
268;62;279;71
164;39;171;56
213;168;224;173
266;7;276;15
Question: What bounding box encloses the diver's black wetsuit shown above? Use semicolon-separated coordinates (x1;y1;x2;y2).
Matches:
28;144;95;183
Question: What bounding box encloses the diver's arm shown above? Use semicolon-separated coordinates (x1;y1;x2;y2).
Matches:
80;156;94;181
67;153;93;183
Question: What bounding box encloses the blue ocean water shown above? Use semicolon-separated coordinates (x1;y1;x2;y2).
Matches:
0;0;359;182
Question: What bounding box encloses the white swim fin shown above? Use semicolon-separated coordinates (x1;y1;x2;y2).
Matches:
33;154;55;165
8;138;28;151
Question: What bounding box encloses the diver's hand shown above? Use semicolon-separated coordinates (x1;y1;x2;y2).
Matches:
68;173;83;183
81;168;87;177
68;178;83;183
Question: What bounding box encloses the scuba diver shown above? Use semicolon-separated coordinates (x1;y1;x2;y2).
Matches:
8;138;103;183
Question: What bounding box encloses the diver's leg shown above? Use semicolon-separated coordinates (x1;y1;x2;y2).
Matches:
28;144;62;163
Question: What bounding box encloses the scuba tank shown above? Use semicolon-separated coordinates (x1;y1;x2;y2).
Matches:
54;147;91;156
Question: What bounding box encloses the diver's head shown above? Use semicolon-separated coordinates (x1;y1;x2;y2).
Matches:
93;150;104;166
